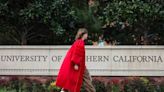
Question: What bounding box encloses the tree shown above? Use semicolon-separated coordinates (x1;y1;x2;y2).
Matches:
0;0;73;45
0;0;163;45
97;0;164;45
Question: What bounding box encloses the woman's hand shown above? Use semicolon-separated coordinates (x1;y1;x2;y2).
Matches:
74;64;79;70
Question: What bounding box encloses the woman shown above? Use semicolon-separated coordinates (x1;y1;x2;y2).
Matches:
56;28;96;92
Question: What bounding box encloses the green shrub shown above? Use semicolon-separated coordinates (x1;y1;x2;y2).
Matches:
92;79;107;92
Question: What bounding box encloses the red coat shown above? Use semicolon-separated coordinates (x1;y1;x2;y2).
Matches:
56;39;86;92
